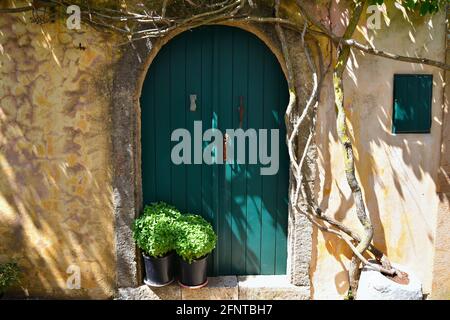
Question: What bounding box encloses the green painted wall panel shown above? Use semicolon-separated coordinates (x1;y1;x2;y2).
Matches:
141;26;289;276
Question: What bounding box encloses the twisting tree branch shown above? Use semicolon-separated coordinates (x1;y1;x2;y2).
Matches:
274;0;299;180
279;3;450;71
333;0;375;294
0;6;34;13
297;0;388;294
273;0;392;284
305;25;450;71
2;1;448;69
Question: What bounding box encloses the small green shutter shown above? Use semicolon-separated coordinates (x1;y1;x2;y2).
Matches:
392;74;433;134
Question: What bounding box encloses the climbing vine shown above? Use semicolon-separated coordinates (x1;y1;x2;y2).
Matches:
1;0;449;296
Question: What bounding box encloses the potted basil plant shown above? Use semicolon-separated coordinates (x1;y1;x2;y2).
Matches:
133;202;181;287
175;214;217;288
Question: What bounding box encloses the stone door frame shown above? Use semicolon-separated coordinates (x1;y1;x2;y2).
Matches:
110;22;315;295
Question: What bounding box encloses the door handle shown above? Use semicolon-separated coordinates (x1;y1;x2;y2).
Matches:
190;94;197;111
223;133;229;163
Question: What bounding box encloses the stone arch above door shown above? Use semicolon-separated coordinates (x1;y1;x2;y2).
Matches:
111;22;316;294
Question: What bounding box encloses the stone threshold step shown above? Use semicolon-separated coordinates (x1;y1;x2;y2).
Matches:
117;275;310;300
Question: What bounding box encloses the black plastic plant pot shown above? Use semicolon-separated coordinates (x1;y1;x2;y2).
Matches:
143;252;175;287
178;255;209;288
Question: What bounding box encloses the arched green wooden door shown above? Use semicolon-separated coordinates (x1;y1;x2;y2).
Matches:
141;26;289;276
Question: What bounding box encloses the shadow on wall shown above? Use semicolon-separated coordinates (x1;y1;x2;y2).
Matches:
0;13;116;298
309;1;443;298
431;67;450;299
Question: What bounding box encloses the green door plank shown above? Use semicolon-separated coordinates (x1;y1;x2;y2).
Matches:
216;27;233;275
169;36;187;212
153;51;172;203
245;37;265;275
200;27;215;274
230;29;249;275
185;30;203;214
200;27;214;223
211;28;221;276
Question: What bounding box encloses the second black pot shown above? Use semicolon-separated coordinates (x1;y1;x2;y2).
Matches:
143;252;175;287
178;255;208;288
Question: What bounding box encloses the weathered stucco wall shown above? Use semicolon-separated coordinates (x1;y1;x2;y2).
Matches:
432;8;450;298
0;13;117;298
310;2;447;299
0;1;448;300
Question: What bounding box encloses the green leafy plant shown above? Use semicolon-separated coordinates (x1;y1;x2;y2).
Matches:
133;202;181;258
141;201;182;219
0;262;21;295
369;0;447;15
133;202;217;263
174;214;217;263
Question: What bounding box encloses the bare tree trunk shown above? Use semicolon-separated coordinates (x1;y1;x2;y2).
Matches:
332;0;372;295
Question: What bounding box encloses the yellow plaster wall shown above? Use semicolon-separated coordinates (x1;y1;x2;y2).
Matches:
311;2;447;299
0;1;448;300
0;13;117;298
431;27;450;299
432;194;450;299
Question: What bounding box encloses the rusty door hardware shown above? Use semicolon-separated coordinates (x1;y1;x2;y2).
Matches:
190;94;197;111
223;133;229;162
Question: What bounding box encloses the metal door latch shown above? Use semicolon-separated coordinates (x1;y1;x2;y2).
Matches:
190;94;197;112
